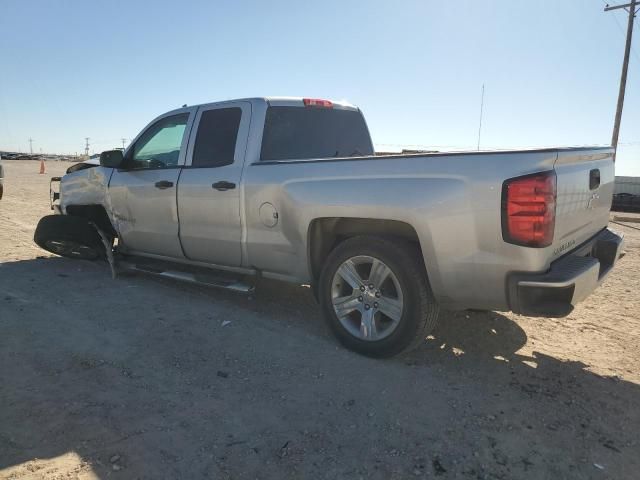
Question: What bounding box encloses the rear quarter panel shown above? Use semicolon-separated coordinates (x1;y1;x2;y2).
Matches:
242;150;562;310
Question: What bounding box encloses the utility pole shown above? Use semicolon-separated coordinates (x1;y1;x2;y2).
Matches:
28;137;34;155
605;0;638;158
121;138;127;150
477;84;485;151
84;137;90;157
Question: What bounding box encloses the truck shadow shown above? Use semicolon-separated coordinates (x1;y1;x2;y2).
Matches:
1;257;638;479
252;277;530;362
416;309;528;364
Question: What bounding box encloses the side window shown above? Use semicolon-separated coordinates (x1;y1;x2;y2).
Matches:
127;113;189;169
192;107;242;168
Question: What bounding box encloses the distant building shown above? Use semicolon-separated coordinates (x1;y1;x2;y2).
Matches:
615;176;640;196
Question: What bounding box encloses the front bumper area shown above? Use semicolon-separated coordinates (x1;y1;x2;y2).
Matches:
50;176;61;213
508;228;625;317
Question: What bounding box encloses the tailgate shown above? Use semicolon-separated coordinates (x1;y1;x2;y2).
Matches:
552;148;614;254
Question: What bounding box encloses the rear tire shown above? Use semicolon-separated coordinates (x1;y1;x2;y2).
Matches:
34;215;105;260
319;236;439;358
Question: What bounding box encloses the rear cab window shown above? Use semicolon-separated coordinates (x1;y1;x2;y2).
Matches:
260;105;374;161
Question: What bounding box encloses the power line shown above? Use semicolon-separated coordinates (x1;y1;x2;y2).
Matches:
602;0;640;63
611;6;640;63
477;84;485;151
375;143;476;149
604;0;638;154
84;137;90;157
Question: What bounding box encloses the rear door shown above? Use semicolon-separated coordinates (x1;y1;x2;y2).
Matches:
108;109;196;258
552;148;614;253
177;101;250;266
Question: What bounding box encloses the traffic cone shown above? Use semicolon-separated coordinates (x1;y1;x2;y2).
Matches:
39;159;45;174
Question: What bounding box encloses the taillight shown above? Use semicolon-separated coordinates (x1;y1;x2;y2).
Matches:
303;98;333;108
502;171;556;247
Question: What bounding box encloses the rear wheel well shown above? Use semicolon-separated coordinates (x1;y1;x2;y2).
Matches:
65;205;117;238
308;218;423;283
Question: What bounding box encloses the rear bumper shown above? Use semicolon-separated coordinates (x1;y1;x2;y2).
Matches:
508;228;625;317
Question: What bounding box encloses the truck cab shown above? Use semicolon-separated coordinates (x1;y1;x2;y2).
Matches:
53;98;373;269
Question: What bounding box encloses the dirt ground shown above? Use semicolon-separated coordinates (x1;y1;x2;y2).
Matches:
0;160;638;480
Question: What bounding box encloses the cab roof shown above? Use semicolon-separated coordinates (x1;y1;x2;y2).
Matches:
182;97;359;111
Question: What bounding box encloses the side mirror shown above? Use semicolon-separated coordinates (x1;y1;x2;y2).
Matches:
100;150;125;168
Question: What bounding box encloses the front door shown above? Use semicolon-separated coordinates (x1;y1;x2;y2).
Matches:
177;102;250;266
108;109;195;258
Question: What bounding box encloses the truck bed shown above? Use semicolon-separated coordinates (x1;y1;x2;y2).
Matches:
244;146;614;311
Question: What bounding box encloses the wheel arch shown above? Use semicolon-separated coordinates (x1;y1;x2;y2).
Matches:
307;217;428;287
64;204;117;238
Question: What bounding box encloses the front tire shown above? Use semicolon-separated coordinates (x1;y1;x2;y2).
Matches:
34;215;105;260
319;236;439;358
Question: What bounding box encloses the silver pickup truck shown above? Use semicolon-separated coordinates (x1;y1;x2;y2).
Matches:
35;97;625;357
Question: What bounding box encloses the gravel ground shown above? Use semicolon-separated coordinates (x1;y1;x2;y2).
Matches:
1;160;638;480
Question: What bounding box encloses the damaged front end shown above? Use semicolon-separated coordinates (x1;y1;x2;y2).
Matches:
50;176;62;212
50;159;101;213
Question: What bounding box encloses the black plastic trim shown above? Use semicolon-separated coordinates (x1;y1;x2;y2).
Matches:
507;228;623;317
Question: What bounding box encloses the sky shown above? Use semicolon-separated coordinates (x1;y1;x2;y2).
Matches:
0;0;638;175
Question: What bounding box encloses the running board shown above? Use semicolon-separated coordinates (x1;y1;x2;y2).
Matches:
117;259;255;293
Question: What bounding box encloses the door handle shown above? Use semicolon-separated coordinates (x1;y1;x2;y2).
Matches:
154;180;174;189
589;169;600;190
212;181;236;191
